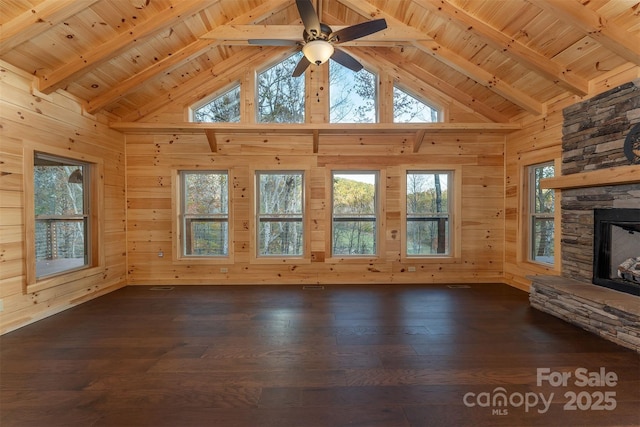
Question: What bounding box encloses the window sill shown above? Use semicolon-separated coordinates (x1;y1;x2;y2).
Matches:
26;265;104;294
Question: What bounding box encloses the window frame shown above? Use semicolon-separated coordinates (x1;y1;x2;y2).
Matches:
405;170;452;257
176;170;231;260
527;161;556;266
329;170;382;260
400;166;461;263
250;167;310;264
24;146;104;293
255;170;305;258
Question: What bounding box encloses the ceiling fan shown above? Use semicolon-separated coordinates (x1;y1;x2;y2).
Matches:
248;0;387;77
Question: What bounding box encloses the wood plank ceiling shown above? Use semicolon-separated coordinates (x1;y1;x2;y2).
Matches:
0;0;638;123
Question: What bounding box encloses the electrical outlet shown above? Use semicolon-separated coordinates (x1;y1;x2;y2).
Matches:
158;250;164;258
408;266;416;272
220;267;228;273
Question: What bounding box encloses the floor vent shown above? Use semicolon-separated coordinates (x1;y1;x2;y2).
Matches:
303;285;325;290
149;286;175;291
447;285;471;289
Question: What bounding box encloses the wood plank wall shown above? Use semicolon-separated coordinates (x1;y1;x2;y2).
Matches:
503;65;640;291
126;130;506;286
0;63;127;334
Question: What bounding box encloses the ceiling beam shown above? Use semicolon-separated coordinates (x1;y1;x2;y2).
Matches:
357;47;510;123
529;0;639;65
414;40;544;116
202;24;429;45
87;0;292;114
335;0;543;115
0;0;99;56
37;0;208;94
419;0;589;96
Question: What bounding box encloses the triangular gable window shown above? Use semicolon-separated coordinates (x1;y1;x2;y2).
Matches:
257;52;305;123
193;83;241;123
393;84;440;123
330;61;377;123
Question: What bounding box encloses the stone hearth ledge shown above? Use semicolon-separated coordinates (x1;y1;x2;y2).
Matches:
529;275;640;353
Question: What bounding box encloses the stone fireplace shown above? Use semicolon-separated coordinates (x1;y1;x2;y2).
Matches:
529;80;640;352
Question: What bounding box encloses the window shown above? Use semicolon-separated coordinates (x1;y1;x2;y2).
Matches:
529;162;555;264
192;83;241;123
406;171;451;256
256;171;304;256
33;153;90;278
332;172;378;256
394;84;440;123
180;171;229;257
329;61;377;123
257;52;305;123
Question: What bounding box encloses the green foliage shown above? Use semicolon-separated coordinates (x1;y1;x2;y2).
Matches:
332;175;376;255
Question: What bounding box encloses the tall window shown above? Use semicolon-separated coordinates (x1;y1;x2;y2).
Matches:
257;52;305;123
257;171;304;256
329;62;377;123
181;171;229;257
332;172;378;256
394;85;440;123
406;171;451;256
192;83;241;123
34;153;90;278
529;162;555;264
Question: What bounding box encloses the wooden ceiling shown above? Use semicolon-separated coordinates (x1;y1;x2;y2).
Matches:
1;0;638;123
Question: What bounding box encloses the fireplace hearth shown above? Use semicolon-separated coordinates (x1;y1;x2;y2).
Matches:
593;208;640;296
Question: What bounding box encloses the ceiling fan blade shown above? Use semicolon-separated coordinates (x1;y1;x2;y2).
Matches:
329;19;387;44
296;0;321;37
330;48;363;73
292;55;311;77
248;39;299;46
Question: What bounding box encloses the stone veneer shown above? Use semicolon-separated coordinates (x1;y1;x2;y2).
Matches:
529;80;640;352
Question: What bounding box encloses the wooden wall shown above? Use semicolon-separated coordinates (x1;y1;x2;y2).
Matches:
0;63;127;334
126;131;506;285
503;65;640;291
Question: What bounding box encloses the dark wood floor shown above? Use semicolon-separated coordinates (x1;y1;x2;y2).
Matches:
1;283;638;427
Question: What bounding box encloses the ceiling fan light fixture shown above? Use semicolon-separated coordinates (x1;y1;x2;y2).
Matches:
302;40;334;65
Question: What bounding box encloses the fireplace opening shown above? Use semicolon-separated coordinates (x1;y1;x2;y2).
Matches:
593;208;640;296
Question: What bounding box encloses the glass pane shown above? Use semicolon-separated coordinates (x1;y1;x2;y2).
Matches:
34;154;88;278
333;173;376;215
332;221;376;255
329;62;376;123
259;173;303;214
533;165;555;213
35;219;87;277
34;164;84;216
193;84;241;123
259;220;303;256
532;217;555;264
257;52;305;123
186;220;228;256
406;172;448;214
184;172;228;215
407;219;449;255
393;86;439;123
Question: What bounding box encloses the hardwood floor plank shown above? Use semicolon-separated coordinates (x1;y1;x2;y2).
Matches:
1;283;638;427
